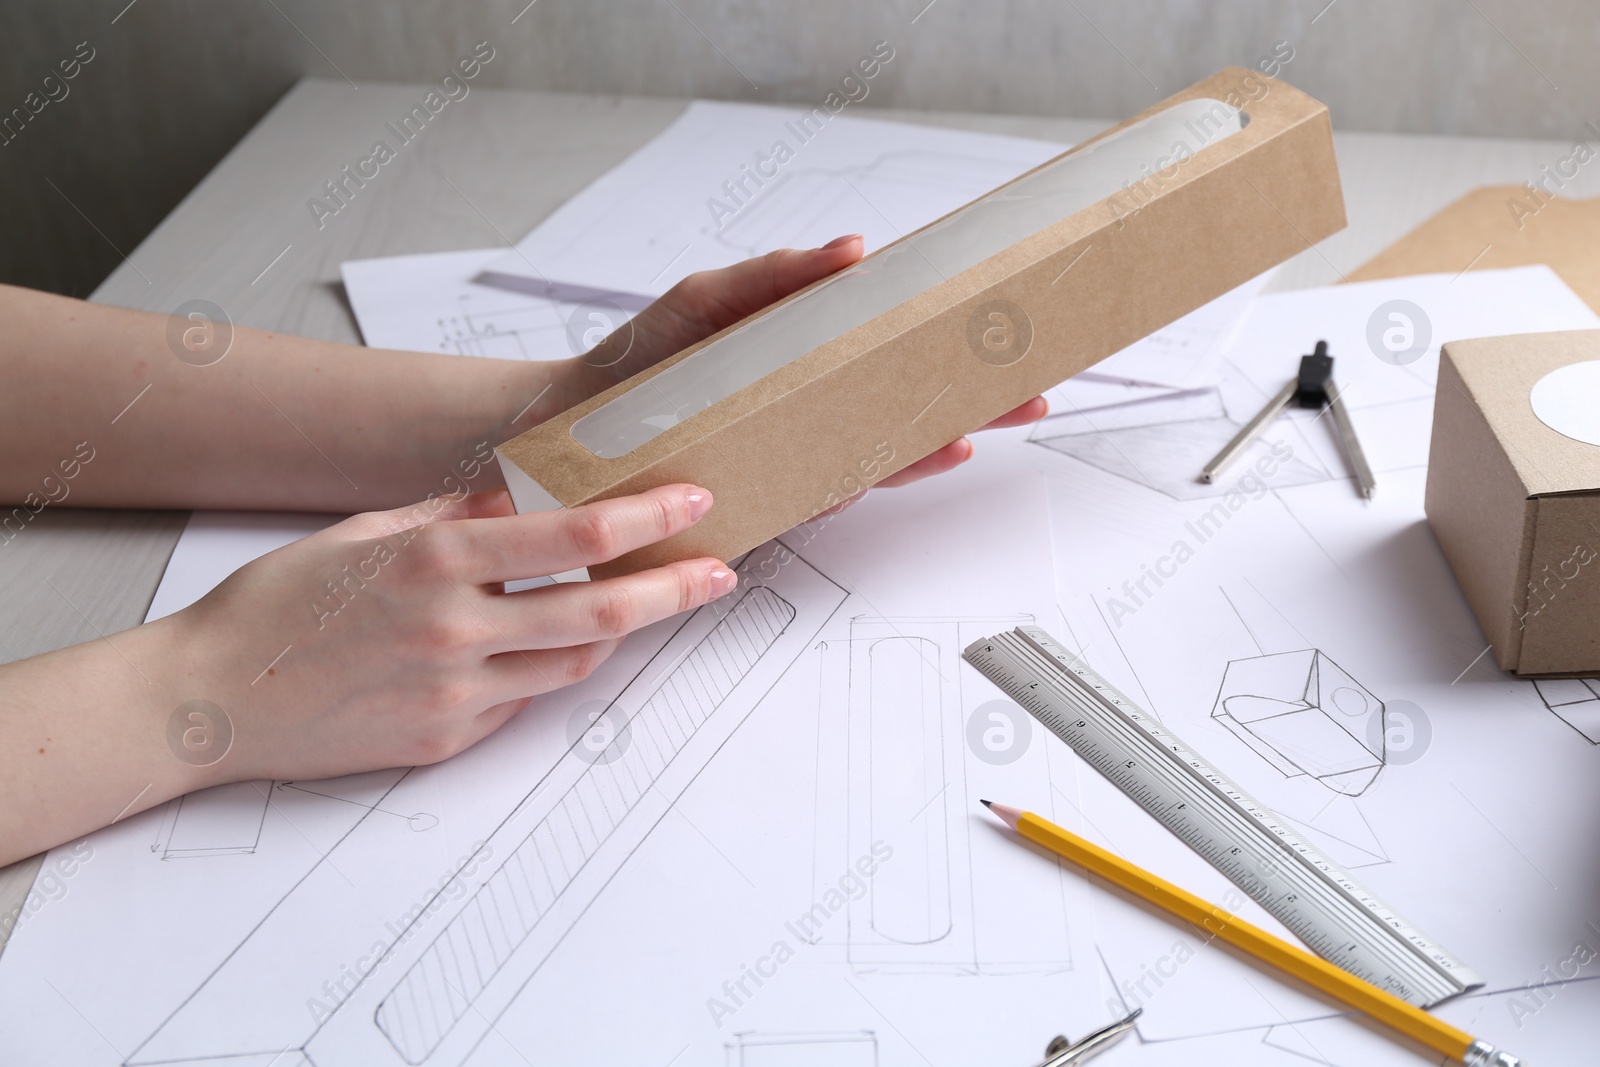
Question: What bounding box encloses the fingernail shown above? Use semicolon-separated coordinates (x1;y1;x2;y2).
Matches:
685;488;714;521
710;568;737;595
821;234;862;250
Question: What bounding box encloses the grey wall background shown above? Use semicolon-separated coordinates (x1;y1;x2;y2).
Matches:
3;0;1596;298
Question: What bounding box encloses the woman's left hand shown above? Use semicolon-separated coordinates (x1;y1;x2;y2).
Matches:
567;234;1048;487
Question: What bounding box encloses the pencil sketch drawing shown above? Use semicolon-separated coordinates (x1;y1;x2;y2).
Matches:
1210;649;1387;797
812;615;1075;977
1534;678;1600;744
151;781;272;860
126;541;848;1067
1030;377;1329;500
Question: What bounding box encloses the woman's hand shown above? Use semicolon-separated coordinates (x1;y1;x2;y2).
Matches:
564;234;1049;486
0;483;732;863
177;484;733;781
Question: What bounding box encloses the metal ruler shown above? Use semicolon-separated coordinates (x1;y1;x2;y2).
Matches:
963;625;1482;1007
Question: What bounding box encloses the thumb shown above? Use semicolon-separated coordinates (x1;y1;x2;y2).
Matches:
733;233;867;317
644;234;866;348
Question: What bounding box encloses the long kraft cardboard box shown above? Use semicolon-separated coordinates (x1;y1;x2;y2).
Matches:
1427;331;1600;677
496;67;1346;578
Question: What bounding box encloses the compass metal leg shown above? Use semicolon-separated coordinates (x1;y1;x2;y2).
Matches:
1200;379;1296;483
1033;1008;1141;1066
1325;379;1376;499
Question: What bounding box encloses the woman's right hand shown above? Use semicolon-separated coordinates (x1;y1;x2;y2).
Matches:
0;483;732;863
181;482;733;782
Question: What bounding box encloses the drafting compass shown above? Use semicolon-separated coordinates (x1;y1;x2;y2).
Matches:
1028;1008;1141;1066
1200;340;1376;498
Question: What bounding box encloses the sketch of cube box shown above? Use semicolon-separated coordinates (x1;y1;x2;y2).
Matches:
1211;650;1387;796
1534;678;1600;743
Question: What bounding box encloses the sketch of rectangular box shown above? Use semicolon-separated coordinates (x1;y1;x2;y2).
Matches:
1534;678;1600;743
370;583;805;1062
152;780;271;859
725;1031;877;1066
847;618;967;968
812;615;1071;976
1211;650;1387;797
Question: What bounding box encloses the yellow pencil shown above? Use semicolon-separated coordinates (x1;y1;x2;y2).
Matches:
982;801;1522;1067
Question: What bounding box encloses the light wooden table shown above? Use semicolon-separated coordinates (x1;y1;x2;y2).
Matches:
3;77;1596;954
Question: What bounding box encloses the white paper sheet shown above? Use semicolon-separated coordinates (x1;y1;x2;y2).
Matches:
477;100;1069;300
341;249;581;361
1077;268;1274;392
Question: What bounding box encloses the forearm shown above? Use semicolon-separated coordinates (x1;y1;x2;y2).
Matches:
0;613;216;866
0;284;589;511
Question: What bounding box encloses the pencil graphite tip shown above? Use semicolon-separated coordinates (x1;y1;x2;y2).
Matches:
980;798;993;810
982;800;1023;829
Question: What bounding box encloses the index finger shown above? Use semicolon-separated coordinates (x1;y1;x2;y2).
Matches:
438;483;714;584
977;395;1048;430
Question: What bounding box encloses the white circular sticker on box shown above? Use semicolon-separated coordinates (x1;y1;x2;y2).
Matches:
1530;361;1600;446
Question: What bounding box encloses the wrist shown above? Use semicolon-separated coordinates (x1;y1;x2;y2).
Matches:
519;357;623;423
444;357;590;464
129;611;246;795
0;612;228;864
